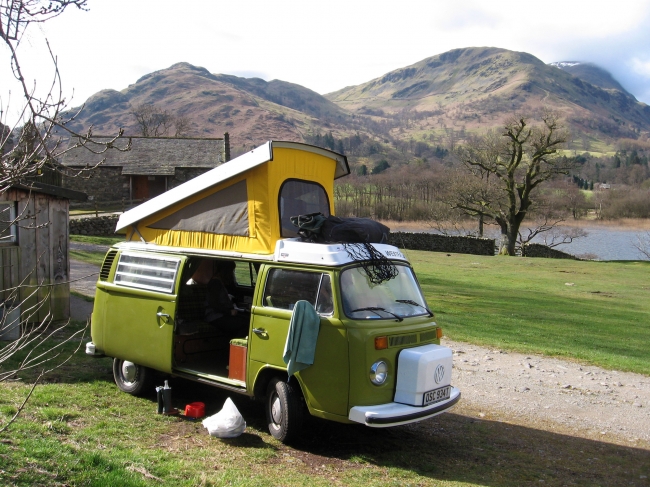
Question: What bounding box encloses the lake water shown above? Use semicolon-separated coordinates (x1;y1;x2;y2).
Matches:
532;227;648;261
395;225;649;261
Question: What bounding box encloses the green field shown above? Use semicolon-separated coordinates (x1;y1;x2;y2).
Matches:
1;251;647;485
412;251;650;374
70;235;125;246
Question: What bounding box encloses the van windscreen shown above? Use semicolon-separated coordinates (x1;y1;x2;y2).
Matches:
340;265;429;320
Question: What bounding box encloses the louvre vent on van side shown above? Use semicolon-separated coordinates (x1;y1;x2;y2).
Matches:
99;250;118;280
389;334;418;347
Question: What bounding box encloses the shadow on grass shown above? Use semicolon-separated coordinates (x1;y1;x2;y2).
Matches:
161;378;649;487
297;413;648;487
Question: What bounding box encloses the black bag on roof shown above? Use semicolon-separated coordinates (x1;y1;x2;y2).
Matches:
291;213;389;244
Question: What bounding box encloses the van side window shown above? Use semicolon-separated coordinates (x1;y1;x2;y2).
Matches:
315;274;333;315
264;269;332;312
234;261;257;287
114;253;181;293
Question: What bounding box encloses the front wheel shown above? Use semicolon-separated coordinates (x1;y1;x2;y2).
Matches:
113;358;153;396
266;377;304;443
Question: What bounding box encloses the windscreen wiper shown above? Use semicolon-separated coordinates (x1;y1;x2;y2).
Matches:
350;307;403;322
396;299;434;317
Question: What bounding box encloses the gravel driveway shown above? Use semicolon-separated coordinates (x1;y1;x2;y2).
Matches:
445;339;650;447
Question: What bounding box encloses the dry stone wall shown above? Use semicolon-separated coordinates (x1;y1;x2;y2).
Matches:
69;215;120;236
521;243;578;259
388;232;495;256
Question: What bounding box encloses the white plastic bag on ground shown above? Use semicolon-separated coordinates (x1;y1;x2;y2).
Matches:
202;397;246;438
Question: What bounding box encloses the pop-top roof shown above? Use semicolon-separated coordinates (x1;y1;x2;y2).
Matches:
115;141;349;233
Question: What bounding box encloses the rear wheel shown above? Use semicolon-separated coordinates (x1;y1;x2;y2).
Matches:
113;358;153;396
266;377;304;443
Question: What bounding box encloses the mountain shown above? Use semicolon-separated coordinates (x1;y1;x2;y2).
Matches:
326;47;650;148
65;47;650;166
549;62;631;95
65;62;352;157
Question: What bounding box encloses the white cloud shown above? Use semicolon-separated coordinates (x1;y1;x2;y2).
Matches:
630;58;650;78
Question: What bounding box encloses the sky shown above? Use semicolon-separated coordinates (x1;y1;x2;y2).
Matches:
2;0;650;126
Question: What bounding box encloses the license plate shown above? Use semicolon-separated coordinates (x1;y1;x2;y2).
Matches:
423;385;451;406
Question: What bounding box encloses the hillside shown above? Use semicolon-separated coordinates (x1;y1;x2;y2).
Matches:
65;62;355;157
65;47;650;166
326;47;650;153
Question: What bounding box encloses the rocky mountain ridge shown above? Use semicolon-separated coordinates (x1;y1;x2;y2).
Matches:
64;47;650;164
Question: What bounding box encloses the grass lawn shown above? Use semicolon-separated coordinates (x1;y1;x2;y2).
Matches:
411;251;650;374
70;235;125;246
69;249;106;267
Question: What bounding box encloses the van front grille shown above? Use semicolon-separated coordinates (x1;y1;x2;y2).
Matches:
389;334;418;347
99;250;118;280
419;331;438;342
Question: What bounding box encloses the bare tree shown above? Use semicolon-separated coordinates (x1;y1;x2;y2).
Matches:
448;168;504;237
518;215;587;249
132;103;174;137
517;185;587;250
455;111;572;255
1;0;129;429
173;115;191;138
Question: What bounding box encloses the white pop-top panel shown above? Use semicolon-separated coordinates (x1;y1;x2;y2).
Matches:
116;142;273;232
273;239;409;266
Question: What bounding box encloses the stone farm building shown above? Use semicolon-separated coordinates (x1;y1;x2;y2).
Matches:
61;135;229;202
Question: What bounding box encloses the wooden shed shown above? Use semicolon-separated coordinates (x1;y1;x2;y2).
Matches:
0;182;87;325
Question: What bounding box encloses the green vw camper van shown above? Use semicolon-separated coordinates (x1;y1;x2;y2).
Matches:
87;141;460;442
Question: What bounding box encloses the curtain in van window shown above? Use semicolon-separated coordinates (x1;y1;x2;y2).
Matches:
149;180;249;236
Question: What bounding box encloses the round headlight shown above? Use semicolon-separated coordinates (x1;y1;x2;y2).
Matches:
370;360;388;385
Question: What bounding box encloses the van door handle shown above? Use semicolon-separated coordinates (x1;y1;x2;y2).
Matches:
156;311;171;323
253;328;267;336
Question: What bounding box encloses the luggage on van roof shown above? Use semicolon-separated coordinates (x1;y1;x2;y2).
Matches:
115;141;349;255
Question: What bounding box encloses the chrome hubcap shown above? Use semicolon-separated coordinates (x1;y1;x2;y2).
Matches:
121;361;137;383
270;394;282;424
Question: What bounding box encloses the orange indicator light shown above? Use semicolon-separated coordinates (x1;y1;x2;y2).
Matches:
375;336;388;350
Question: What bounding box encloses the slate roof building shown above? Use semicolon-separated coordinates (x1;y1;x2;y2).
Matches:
60;135;229;202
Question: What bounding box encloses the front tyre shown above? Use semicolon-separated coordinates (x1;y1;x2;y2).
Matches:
266;377;304;443
113;358;153;396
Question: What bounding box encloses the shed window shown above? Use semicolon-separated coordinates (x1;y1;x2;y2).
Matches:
114;253;181;293
279;180;329;237
0;203;17;245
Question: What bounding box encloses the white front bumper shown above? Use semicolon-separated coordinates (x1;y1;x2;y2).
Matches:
348;386;461;427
